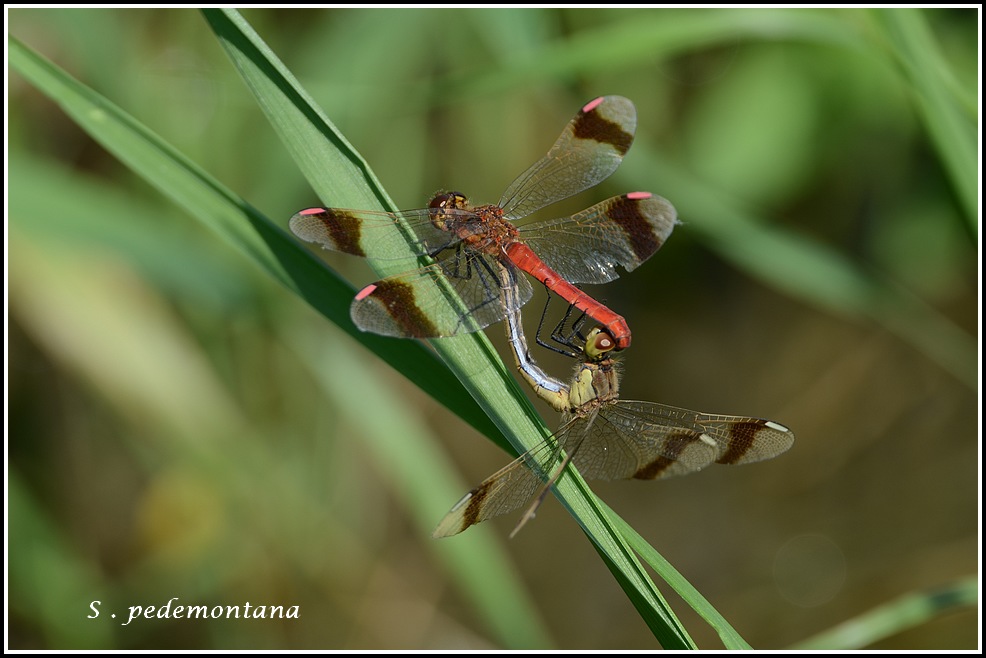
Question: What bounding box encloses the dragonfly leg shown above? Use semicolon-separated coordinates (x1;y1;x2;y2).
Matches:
534;289;581;358
552;299;591;348
449;253;504;335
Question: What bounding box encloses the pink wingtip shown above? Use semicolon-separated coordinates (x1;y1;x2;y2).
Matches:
354;284;377;301
627;192;652;200
582;97;605;113
299;207;327;216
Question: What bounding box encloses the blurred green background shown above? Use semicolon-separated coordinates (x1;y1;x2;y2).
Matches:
7;7;978;650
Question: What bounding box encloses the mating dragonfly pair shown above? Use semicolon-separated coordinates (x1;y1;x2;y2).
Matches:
290;96;794;537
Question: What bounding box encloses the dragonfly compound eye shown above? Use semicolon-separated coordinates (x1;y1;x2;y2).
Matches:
429;191;469;210
584;327;617;360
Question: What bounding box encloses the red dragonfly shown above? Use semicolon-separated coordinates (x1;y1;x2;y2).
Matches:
290;96;677;350
433;266;796;538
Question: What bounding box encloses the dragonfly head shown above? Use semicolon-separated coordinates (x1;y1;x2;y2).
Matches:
584;327;618;361
428;191;470;229
429;191;470;211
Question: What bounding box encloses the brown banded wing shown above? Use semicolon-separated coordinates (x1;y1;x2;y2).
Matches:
594;402;795;480
432;415;583;539
291;95;639;259
519;192;679;285
351;251;534;338
432;399;794;537
499;96;637;220
289;206;479;260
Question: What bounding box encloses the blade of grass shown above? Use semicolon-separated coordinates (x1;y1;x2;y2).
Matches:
201;8;695;647
789;576;978;649
870;8;978;232
600;500;751;649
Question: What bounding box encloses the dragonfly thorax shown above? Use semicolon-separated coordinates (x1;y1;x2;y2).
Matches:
458;204;519;255
568;360;619;411
427;192;519;255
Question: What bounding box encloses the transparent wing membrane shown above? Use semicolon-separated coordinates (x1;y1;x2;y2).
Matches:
520;193;679;284
351;252;534;338
289;207;476;259
499;96;637;220
432;426;581;538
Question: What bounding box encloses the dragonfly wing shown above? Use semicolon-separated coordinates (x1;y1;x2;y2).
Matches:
432;432;574;538
593;401;793;479
351;253;533;338
692;412;795;466
498;96;637;220
519;193;678;284
289;207;470;259
567;402;719;480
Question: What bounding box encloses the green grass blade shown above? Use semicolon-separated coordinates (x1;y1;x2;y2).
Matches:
589;535;695;649
871;9;978;232
7;33;501;446
790;577;978;649
201;8;694;648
